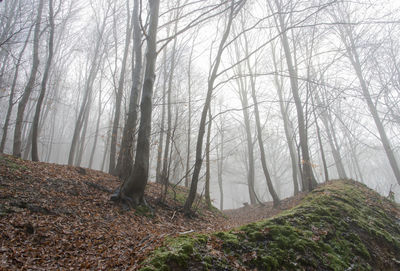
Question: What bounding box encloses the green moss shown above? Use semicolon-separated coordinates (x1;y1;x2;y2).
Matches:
139;235;205;271
141;180;400;270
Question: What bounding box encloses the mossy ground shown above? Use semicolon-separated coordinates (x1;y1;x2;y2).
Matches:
140;180;400;271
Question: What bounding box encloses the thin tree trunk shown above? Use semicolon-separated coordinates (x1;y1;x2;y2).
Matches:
13;0;44;157
205;106;212;209
248;69;280;207
155;50;167;184
271;46;299;195
185;35;196;188
68;11;107;165
313;107;329;183
109;3;133;174
217;114;224;210
0;25;33;153
89;90;103;168
344;29;400;184
32;0;55;161
75;96;92;166
272;0;317;191
183;1;237;214
315;94;347;179
160;6;180;199
243;29;280;206
117;0;161;206
114;0;142;181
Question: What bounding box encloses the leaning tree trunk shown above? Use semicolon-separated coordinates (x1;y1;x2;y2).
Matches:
68;23;105;165
0;25;32;153
339;25;400;184
32;0;55;161
116;0;161;207
243;29;280;206
184;0;237;214
315;94;347;179
13;0;44;157
272;0;317;191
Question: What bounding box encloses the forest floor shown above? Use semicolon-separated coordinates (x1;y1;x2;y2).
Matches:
3;154;398;270
0;154;301;270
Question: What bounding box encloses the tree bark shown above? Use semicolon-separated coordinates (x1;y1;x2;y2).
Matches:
340;23;400;184
271;46;300;195
109;3;133;174
184;1;237;214
272;0;317;191
31;0;55;161
68;7;108;165
115;0;142;181
0;25;32;153
205;106;212;209
117;0;161;206
12;0;44;157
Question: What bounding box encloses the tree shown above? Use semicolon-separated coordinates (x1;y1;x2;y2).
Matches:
332;3;400;185
184;0;240;214
114;0;143;181
269;0;317;191
12;0;44;157
109;1;134;174
31;0;55;161
68;3;110;165
0;24;33;153
114;0;161;207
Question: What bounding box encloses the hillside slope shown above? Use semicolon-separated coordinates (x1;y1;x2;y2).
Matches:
141;180;400;271
0;154;228;270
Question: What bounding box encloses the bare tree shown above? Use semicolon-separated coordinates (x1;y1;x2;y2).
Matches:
184;0;239;214
31;0;55;161
115;0;161;207
109;1;134;174
12;0;44;157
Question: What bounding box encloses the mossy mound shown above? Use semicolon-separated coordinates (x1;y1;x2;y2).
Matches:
140;180;400;270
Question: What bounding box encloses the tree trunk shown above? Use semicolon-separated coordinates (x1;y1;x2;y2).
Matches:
272;0;317;191
75;97;92;166
271;46;300;195
315;94;347;179
109;4;133;174
32;0;55;161
12;0;44;157
115;0;142;181
205;106;212;209
89;90;103;168
155;50;167;184
183;0;237;214
216;111;224;210
68;11;107;165
248;69;280;207
117;0;161;206
185;35;196;188
0;25;32;153
341;26;400;184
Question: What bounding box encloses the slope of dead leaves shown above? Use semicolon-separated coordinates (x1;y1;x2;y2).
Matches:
0;154;231;270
